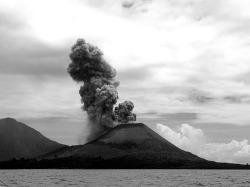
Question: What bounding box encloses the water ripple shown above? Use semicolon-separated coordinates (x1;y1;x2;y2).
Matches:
0;169;250;187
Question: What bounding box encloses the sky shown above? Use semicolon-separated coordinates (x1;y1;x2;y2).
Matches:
1;0;250;164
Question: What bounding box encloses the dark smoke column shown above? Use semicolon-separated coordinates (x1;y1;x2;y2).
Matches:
67;39;119;141
114;101;136;123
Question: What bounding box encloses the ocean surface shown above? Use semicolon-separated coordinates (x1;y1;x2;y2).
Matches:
0;169;250;187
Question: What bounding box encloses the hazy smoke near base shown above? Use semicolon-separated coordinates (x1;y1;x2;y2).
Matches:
67;39;136;142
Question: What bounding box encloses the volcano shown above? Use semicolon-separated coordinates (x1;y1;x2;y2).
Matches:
40;123;203;160
34;123;213;168
1;123;250;169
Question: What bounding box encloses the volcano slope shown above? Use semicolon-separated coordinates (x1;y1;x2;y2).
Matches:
1;123;250;169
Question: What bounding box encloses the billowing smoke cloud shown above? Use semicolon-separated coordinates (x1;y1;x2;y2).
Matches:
68;39;136;142
114;101;136;123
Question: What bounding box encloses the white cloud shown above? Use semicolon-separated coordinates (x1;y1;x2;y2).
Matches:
156;123;250;164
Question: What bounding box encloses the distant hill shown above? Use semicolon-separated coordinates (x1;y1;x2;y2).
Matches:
0;118;66;161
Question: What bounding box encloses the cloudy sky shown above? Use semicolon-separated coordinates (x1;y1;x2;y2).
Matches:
1;0;250;164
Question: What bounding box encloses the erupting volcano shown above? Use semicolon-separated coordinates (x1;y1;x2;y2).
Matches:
1;40;249;170
67;39;136;142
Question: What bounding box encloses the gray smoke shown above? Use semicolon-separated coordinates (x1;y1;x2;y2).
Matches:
114;101;136;123
68;39;136;142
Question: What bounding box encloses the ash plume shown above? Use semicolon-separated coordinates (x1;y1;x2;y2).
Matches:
114;101;136;123
67;39;136;142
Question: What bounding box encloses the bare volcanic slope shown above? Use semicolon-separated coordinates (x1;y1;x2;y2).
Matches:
0;118;66;161
39;123;204;163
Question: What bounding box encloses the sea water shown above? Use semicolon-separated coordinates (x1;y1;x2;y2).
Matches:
0;169;250;187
